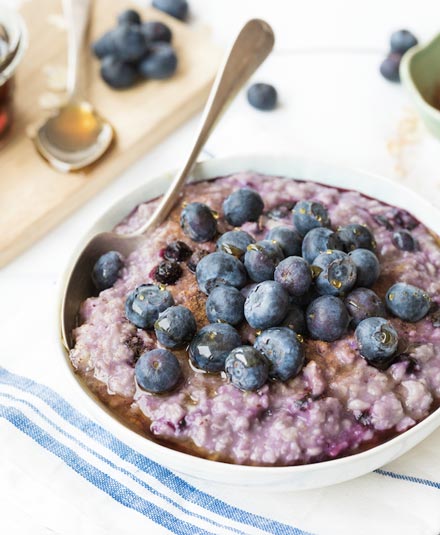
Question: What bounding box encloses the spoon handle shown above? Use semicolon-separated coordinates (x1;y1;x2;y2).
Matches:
137;19;275;235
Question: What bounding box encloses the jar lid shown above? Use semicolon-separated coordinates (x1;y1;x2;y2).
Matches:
0;6;27;84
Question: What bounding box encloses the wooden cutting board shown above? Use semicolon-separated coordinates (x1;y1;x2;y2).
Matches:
0;0;221;267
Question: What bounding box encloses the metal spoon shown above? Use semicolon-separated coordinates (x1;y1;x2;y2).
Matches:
61;18;275;349
34;0;113;172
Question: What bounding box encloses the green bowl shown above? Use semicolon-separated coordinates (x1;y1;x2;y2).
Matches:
400;32;440;140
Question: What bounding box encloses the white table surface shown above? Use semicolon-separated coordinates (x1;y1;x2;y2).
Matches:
1;0;440;533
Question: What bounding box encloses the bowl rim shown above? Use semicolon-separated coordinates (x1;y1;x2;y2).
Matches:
58;153;440;477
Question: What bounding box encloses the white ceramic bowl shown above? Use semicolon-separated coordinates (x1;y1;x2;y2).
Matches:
58;155;440;491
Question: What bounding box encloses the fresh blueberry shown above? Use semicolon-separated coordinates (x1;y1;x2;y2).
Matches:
117;9;142;25
337;223;376;251
113;24;148;61
266;226;302;257
154;305;196;348
216;230;255;258
386;282;431;322
189;323;241;372
355;317;398;367
244;239;284;282
254;327;305;381
292;200;330;236
92;30;117;59
306;295;350;341
135;348;181;393
313;251;357;296
379;53;402;83
152;0;188;20
348;248;380;288
92;251;123;291
390;29;418;54
244;281;290;330
225;346;269;391
247;83;277;111
154;260;182;284
206;285;245;326
138;42;177;79
164;240;192;261
196;252;247;295
125;284;174;329
240;283;258;299
100;56;138;88
187;249;209;273
301;227;343;264
274;256;312;296
223;188;264;227
180;202;217;243
280;304;306;335
141;21;172;42
392;230;417;252
344;288;386;327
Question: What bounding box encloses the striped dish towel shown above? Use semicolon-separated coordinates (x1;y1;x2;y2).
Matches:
1;366;439;535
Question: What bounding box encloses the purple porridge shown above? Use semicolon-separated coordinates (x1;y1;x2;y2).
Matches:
69;172;440;466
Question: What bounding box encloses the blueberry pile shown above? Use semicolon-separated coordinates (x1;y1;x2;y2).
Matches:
379;29;418;83
92;186;433;395
92;9;178;89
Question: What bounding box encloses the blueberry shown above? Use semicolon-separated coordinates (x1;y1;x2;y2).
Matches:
223;188;264;227
337;224;376;252
247;83;277;111
344;288;386;327
117;9;142;25
306;295;349;341
92;251;123;291
266;226;302;257
390;29;418;54
189;323;241;372
216;230;255;258
113;25;148;61
92;30;117;59
280;304;306;335
244;239;284;282
135;349;181;393
164;240;192;262
138;42;178;79
152;0;188;20
141;21;172;43
355;317;398;367
154;260;182;284
266;202;295;221
196;252;247;295
313;251;357;296
301;227;343;264
100;56;138;89
244;281;290;330
274;256;312;296
348;249;380;288
289;286;320;308
386;282;431;322
125;284;174;329
180;202;217;243
187;249;209;273
206;286;245;326
225;346;269;391
254;327;305;381
154;305;196;348
392;230;417;252
292;200;330;236
379;53;402;83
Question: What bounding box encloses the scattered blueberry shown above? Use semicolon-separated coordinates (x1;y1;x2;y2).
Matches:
206;286;245;326
187;249;209;273
180;202;217;243
373;214;394;231
280;304;306;335
254;327;305;381
216;230;255;258
266;226;302;257
292;200;330;236
138;42;178;79
135;348;181;393
125;284;174;329
344;288;386;327
392;230;417;252
380;53;402;82
355;317;398;368
152;0;188;21
113;24;148;61
348;248;380;288
306;295;349;341
223;188;264;227
386;282;431;322
117;9;142;26
274;256;312;296
154;260;182;284
92;251;123;291
92;30;117;59
244;281;290;330
164;240;192;262
393;209;419;230
313;251;357;296
141;21;172;43
100;56;138;89
247;83;277;111
154;305;196;348
301;227;343;264
225;346;269;390
189;323;241;372
196;252;247;294
244;239;284;282
337;224;375;252
390;29;418;54
266;202;295;221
